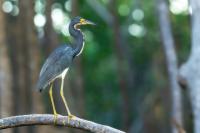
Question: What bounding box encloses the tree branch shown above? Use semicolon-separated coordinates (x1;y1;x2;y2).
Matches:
0;114;125;133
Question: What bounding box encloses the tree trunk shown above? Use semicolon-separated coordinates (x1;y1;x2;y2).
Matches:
5;10;21;133
5;0;42;133
43;0;59;56
0;2;13;133
109;0;132;130
179;0;200;132
156;0;183;133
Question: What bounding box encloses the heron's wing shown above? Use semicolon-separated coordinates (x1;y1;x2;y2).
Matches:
37;45;73;91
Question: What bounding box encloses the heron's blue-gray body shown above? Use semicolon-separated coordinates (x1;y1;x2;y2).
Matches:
37;45;74;91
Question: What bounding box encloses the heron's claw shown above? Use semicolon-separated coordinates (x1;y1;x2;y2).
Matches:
67;114;75;123
53;113;58;124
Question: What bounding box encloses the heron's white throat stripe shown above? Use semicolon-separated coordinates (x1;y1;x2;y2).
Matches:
76;41;85;56
73;24;85;56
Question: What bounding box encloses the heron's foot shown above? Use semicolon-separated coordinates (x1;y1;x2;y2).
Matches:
53;113;58;124
67;114;75;123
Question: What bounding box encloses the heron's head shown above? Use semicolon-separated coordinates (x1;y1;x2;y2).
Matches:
71;16;96;29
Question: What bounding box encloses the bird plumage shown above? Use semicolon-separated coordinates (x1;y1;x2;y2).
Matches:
37;16;90;92
37;45;74;91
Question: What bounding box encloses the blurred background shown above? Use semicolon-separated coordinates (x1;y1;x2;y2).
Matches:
0;0;194;133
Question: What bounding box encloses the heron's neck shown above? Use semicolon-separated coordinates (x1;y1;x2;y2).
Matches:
69;24;84;57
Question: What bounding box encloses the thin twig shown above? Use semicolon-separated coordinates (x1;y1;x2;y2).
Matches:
0;114;125;133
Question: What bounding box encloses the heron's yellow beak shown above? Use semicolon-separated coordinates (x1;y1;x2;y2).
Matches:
80;18;96;25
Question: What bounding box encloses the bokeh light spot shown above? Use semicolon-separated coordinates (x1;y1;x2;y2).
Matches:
51;8;65;28
118;4;130;16
11;5;19;16
132;9;144;21
61;22;70;36
2;1;13;13
65;0;71;12
34;14;46;27
35;0;45;13
169;0;188;15
128;24;146;37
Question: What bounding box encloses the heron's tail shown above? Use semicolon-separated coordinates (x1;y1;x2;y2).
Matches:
36;78;48;92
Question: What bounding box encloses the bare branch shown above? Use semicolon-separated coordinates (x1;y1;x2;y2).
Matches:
179;0;200;132
0;114;125;133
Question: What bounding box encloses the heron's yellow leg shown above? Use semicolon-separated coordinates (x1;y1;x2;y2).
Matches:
49;83;58;123
60;77;75;122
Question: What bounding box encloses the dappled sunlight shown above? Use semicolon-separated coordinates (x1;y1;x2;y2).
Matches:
169;0;189;15
34;13;46;28
132;9;144;21
2;0;19;16
118;4;130;16
51;8;65;28
34;0;44;13
33;1;71;36
51;4;70;36
128;23;146;37
64;0;71;12
61;23;70;36
2;1;13;13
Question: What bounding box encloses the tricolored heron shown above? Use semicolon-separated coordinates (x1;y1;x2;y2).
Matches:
36;16;95;122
